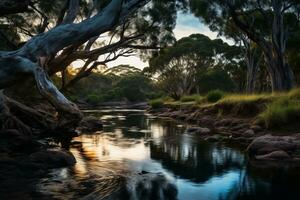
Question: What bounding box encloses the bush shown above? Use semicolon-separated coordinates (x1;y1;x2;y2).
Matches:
86;94;103;105
180;95;202;102
206;90;224;103
149;99;164;109
260;97;300;129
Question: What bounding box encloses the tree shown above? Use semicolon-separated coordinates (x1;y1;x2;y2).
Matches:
189;0;300;91
0;0;152;132
146;34;241;98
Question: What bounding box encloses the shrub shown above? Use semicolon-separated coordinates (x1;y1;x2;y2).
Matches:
206;90;224;103
149;99;164;109
260;97;300;129
180;95;202;102
86;94;103;105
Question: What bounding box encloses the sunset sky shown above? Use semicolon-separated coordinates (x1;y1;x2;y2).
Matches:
106;12;220;69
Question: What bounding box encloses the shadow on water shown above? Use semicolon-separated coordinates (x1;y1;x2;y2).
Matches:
36;109;300;200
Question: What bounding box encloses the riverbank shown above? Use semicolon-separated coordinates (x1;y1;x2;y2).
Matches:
148;90;300;162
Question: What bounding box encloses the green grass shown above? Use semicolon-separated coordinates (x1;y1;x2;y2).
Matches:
149;96;174;109
259;97;300;129
150;89;300;130
218;93;275;104
180;95;203;102
288;88;300;100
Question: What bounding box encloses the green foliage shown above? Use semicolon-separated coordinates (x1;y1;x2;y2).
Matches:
67;68;160;103
206;90;224;103
86;94;104;105
198;69;236;93
146;34;241;98
260;97;300;129
149;99;164;109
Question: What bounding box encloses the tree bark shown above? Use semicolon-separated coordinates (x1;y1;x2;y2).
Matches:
0;56;82;131
0;0;150;132
242;37;261;93
229;0;295;91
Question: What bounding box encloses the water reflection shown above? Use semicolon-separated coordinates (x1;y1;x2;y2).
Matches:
37;109;300;200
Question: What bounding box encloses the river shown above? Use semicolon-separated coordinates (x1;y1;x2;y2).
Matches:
37;109;300;200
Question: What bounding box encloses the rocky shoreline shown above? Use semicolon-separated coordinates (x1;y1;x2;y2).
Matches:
149;106;300;163
0;115;104;199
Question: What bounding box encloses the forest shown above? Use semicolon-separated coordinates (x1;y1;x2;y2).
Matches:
1;0;300;200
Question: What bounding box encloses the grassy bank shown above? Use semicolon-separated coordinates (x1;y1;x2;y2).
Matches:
149;89;300;131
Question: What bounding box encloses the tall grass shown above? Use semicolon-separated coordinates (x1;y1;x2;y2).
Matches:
259;97;300;129
180;95;203;102
218;93;274;104
149;96;174;109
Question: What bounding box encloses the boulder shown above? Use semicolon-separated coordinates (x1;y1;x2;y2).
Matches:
0;129;36;151
243;129;255;137
250;125;263;132
29;149;76;168
247;134;300;161
79;116;103;132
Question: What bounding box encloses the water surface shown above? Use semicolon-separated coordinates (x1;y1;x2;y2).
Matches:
38;109;300;200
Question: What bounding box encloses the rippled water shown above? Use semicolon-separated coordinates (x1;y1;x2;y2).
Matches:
38;109;300;200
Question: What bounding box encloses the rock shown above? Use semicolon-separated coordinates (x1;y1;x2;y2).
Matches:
231;123;249;131
247;134;300;160
185;126;211;135
79;116;103;132
30;149;76;168
0;129;35;151
214;119;232;127
243;129;255;137
250;125;263;132
256;150;291;161
205;135;220;142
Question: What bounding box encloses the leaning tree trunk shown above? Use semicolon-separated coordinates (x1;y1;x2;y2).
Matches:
0;56;82;131
0;0;149;132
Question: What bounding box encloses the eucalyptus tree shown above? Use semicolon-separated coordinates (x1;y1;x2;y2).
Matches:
188;0;300;91
146;34;241;98
1;0;182;132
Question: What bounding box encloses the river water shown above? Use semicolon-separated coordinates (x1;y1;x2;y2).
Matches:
37;109;300;200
